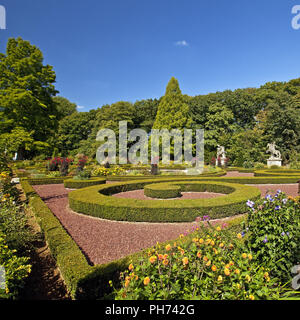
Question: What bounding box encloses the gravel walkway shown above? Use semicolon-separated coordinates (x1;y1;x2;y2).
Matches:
32;182;298;266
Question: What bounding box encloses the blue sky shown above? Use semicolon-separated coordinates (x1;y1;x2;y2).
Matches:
0;0;300;111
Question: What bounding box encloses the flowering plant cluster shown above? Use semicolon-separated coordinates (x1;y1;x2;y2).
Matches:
112;223;280;300
46;157;73;172
244;190;300;281
0;234;31;298
92;166;125;177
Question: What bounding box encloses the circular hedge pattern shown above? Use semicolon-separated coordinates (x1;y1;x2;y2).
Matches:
64;178;106;189
68;179;261;222
144;183;182;199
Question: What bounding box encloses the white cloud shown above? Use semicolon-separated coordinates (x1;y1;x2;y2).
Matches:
174;40;189;47
77;105;85;110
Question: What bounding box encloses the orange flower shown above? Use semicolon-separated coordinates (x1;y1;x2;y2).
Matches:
249;295;255;300
163;259;169;266
163;254;168;260
235;269;240;275
211;265;217;272
128;263;134;271
182;257;189;265
219;243;224;248
158;254;164;261
203;256;208;262
197;251;202;258
143;277;150;286
149;256;157;264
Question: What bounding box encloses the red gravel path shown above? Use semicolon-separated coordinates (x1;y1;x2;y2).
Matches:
32;182;298;266
113;190;225;200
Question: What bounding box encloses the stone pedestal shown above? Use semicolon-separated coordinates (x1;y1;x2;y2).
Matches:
267;159;282;168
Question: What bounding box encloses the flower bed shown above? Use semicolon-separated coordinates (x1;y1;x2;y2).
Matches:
68;180;261;222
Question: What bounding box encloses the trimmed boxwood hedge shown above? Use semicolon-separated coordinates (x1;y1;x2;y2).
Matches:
22;176;71;185
144;183;182;198
64;178;106;189
254;169;300;177
68;180;261;222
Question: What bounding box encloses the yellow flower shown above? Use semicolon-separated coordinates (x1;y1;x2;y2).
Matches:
219;243;224;248
199;238;204;244
235;269;240;275
236;283;241;290
206;260;211;267
242;253;248;259
249;295;255;300
224;268;230;276
210;240;215;246
245;274;251;282
143;277;150;286
192;238;198;243
248;254;253;260
182;257;189;265
216;226;221;232
217;275;223;282
165;244;172;251
237;233;242;239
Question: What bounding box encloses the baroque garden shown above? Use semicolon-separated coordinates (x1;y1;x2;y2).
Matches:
0;38;300;300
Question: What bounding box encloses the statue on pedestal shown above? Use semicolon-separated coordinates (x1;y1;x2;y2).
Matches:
266;142;282;167
216;145;226;167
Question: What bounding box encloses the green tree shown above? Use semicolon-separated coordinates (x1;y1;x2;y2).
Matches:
53;96;77;120
0;37;58;159
204;102;236;151
57;110;96;156
153;77;193;130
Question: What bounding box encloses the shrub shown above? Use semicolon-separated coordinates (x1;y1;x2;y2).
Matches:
0;234;31;299
64;178;106;189
144;183;181;199
254;163;265;169
112;223;281;300
74;169;91;180
0;199;36;254
243;191;300;282
92;166;126;177
243;161;254;169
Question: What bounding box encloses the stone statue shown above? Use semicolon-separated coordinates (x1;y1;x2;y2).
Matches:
217;145;226;159
266;142;282;168
216;145;226;167
266;142;281;160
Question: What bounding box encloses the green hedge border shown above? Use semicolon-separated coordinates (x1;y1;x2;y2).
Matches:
68;180;260;222
64;178;106;189
254;169;300;177
144;183;182;199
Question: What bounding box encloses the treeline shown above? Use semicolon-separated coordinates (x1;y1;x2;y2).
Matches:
0;38;299;166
